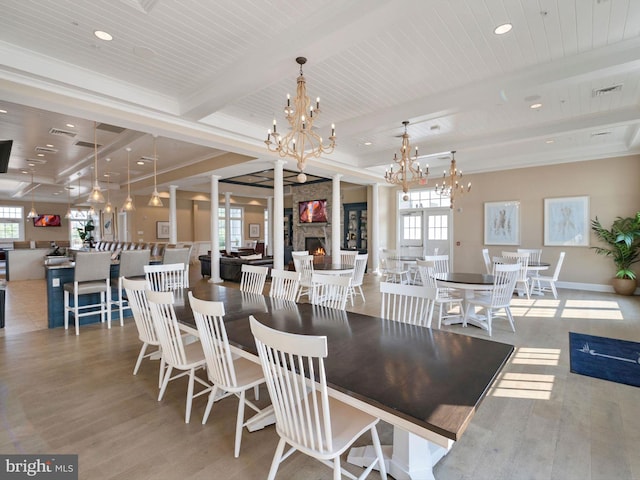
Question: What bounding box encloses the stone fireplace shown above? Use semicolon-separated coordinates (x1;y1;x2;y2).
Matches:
292;180;341;256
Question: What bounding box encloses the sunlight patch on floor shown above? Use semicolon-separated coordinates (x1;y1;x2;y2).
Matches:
564;300;621;309
491;372;555;400
511;347;561;366
560;309;623;320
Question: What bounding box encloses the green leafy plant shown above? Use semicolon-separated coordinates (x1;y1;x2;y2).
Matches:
77;219;95;245
590;212;640;280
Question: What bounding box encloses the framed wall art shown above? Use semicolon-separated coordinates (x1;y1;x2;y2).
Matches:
101;210;116;241
484;201;520;245
544;196;589;246
249;223;260;238
156;221;170;239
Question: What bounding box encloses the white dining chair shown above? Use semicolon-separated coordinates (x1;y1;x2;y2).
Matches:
123;278;165;387
380;281;436;327
239;264;269;295
416;259;463;328
162;247;191;287
502;251;531;299
348;253;368;304
146;289;211;423
63;251;112;335
249;316;387;480
531;251;565;298
380;250;409;284
463;263;520;336
189;292;267;458
339;249;358;267
311;273;351;310
144;263;186;292
293;254;314;301
268;268;301;302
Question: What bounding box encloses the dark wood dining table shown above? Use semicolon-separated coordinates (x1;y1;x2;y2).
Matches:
173;283;513;479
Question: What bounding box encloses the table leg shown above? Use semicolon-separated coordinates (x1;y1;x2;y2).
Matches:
347;426;451;480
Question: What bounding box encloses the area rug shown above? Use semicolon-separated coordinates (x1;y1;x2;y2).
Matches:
569;332;640;388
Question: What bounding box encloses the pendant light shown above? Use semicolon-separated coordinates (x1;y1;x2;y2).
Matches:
148;135;163;207
87;121;105;203
87;176;96;216
122;147;135;211
104;158;113;214
26;169;38;219
64;184;73;219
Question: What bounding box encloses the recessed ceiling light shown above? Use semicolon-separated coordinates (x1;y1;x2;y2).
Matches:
530;103;542;109
545;139;555;144
37;153;45;157
0;109;7;114
137;161;145;165
94;30;113;41
364;142;372;146
494;23;513;35
66;123;75;128
46;144;54;148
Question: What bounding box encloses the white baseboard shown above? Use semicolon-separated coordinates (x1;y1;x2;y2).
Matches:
557;281;640;295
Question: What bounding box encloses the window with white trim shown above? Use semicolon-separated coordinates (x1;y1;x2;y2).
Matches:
218;207;243;249
398;189;448;209
68;210;93;249
0;206;25;241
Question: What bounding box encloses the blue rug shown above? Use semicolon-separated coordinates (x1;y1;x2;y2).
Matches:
569;332;640;388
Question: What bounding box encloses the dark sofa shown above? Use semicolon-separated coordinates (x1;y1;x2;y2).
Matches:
199;254;273;282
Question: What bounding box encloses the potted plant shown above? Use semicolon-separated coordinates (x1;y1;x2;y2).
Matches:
77;219;96;249
590;211;640;295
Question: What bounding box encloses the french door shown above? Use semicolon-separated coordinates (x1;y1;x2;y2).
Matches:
399;208;453;258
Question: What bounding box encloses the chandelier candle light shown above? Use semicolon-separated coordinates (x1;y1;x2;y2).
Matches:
122;147;135;211
148;135;163;207
265;57;336;183
435;151;471;209
87;121;105;204
385;121;429;201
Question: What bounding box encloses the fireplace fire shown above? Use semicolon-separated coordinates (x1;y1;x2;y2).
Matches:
305;237;326;256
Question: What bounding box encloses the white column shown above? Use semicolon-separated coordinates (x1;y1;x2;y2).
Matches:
169;185;178;244
209;175;223;283
371;183;380;275
267;196;274;257
273;160;285;270
332;174;342;267
224;192;231;253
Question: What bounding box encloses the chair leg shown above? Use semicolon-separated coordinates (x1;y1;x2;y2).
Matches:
158;366;173;401
550;282;558;299
234;390;246;458
358;285;366;302
333;457;341;480
254;385;260;401
505;307;515;332
202;385;218;424
64;290;69;330
133;342;148;375
158;356;165;388
267;438;287;480
74;290;80;336
370;425;387;479
185;368;195;423
486;310;493;337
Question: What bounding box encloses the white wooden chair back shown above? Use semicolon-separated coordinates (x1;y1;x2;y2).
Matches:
517;248;542;264
249;316;334;453
351;253;368;288
144;263;185;291
380;281;435;327
269;269;301;302
416;259;436;288
551;251;566;280
293;254;314;285
339;250;358;267
482;248;492;275
502;251;529;282
146;289;187;368
490;263;520;307
188;292;238;388
240;264;268;294
424;254;449;276
310;273;351;310
123;278;157;345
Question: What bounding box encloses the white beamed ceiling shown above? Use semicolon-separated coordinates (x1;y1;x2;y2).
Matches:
0;0;639;201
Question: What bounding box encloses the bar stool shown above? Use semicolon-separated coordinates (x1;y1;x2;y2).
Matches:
63;251;112;335
113;249;151;326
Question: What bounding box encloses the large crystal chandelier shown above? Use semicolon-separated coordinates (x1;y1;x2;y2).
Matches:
435;151;471;209
384;121;429;201
265;57;336;183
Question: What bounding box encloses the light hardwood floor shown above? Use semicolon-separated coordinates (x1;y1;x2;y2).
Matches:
1;269;639;479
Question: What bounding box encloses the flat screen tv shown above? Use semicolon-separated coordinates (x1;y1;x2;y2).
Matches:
299;199;327;223
33;214;62;227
